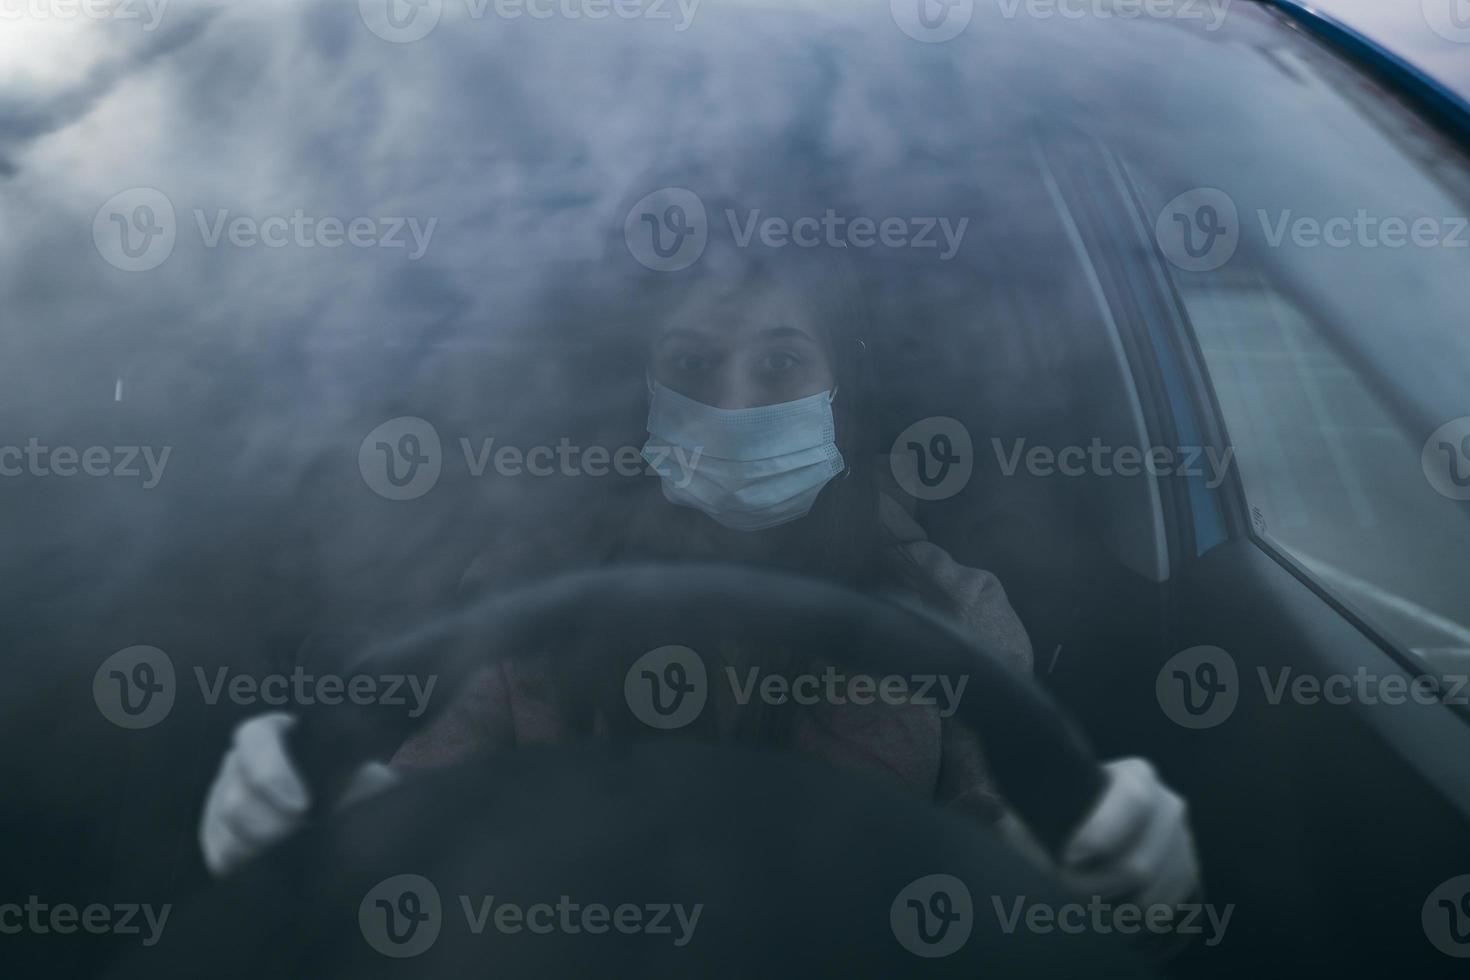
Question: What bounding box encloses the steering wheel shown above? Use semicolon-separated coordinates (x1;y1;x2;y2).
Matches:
287;562;1107;855
105;563;1147;979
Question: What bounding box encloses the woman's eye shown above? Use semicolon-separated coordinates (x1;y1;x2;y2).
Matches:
760;351;800;374
671;352;708;373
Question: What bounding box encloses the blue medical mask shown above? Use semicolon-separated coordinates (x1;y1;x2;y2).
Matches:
641;382;846;532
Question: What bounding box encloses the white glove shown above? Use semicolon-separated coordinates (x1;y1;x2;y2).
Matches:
1058;758;1200;911
199;712;400;877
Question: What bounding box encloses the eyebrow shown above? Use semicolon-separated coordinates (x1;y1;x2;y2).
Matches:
653;328;707;348
653;325;820;348
756;325;821;344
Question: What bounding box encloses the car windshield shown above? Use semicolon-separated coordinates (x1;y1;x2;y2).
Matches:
3;0;1470;975
5;0;1466;676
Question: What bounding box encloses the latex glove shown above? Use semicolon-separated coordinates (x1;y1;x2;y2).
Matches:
1058;758;1200;911
199;712;400;877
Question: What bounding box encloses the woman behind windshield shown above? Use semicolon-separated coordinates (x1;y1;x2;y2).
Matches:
402;242;1033;801
199;236;1200;928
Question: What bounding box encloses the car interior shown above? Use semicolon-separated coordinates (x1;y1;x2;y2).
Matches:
4;2;1470;978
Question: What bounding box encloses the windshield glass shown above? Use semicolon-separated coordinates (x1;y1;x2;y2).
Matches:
6;0;1464;677
3;1;1470;975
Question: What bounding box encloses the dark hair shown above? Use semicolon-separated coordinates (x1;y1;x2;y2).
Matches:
586;239;956;743
462;209;957;745
608;235;953;609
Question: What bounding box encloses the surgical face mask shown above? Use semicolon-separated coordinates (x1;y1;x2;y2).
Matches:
641;382;846;532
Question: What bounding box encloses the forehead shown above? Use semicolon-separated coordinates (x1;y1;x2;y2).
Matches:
652;284;824;350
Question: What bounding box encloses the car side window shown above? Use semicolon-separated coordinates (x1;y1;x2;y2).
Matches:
1175;265;1470;675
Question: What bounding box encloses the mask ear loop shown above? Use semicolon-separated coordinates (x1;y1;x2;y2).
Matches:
833;337;866;479
645;368;657;396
